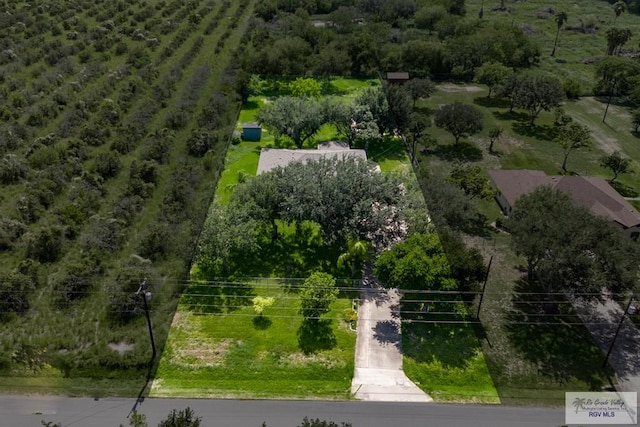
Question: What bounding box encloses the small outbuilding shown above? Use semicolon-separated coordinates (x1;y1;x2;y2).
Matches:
386;72;410;84
241;122;262;141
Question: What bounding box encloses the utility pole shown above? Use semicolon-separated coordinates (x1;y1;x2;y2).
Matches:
476;255;493;320
136;278;156;361
602;296;635;369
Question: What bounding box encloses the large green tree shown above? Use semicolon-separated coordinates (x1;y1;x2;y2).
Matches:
556;122;591;173
231;157;406;248
231;172;284;240
512;75;564;125
474;62;511;98
506;186;639;299
256;96;324;148
406;78;436;107
355;86;391;136
331;104;381;148
434;102;483;145
299;272;339;320
375;233;456;291
198;202;259;276
276;157;405;246
600;151;632;183
595;56;640;123
447;163;494;199
606;27;632;56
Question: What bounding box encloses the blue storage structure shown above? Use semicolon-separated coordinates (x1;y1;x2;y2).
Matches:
242;122;262;141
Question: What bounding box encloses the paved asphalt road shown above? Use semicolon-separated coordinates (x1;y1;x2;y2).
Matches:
1;395;573;427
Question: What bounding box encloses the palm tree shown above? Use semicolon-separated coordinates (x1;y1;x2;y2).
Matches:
337;237;373;279
614;0;626;23
551;11;568;57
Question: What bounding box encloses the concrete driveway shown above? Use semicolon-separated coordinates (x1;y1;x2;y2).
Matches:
351;265;432;402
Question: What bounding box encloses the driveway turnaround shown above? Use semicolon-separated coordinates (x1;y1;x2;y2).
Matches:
351;266;432;402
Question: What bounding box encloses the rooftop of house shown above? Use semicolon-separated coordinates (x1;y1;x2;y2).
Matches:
386;72;409;81
488;169;640;229
257;143;367;175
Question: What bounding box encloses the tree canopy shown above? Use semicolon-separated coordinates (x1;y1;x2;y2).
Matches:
256;96;324;148
228;157;407;249
375;232;456;292
474;62;511;98
556;122;591;173
594;56;640;122
326;102;380;148
446;163;495;199
600;151;632;183
434;102;483;145
512;75;564;125
506;186;639;299
299;272;339;320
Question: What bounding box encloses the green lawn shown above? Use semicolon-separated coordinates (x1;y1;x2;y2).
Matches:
403;319;500;403
159;77;500;402
421;85;640;194
216;78;382;205
416;83;622;405
151;280;356;399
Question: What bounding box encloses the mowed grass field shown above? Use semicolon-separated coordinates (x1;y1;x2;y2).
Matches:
151;280;356;399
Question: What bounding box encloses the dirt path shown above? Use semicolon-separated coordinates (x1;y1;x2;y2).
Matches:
350;265;432;402
569;97;626;155
437;83;484;93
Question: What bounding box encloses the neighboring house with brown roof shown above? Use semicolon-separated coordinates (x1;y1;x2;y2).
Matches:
488;169;640;238
256;142;368;175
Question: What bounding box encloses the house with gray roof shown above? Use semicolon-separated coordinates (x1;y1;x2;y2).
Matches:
488;169;640;238
256;143;368;175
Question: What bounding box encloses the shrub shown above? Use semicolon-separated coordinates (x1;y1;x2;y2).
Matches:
0;154;29;184
15;193;44;223
0;272;36;319
55;204;86;239
0;218;27;251
25;225;64;263
563;78;581;99
80;215;125;253
112;195;144;225
66;173;106;218
27;145;63;169
80;125;111;147
92;150;122;178
53;257;102;306
142;135;171;164
165;108;188;130
138;221;174;260
186;129;214;157
159;407;202;427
